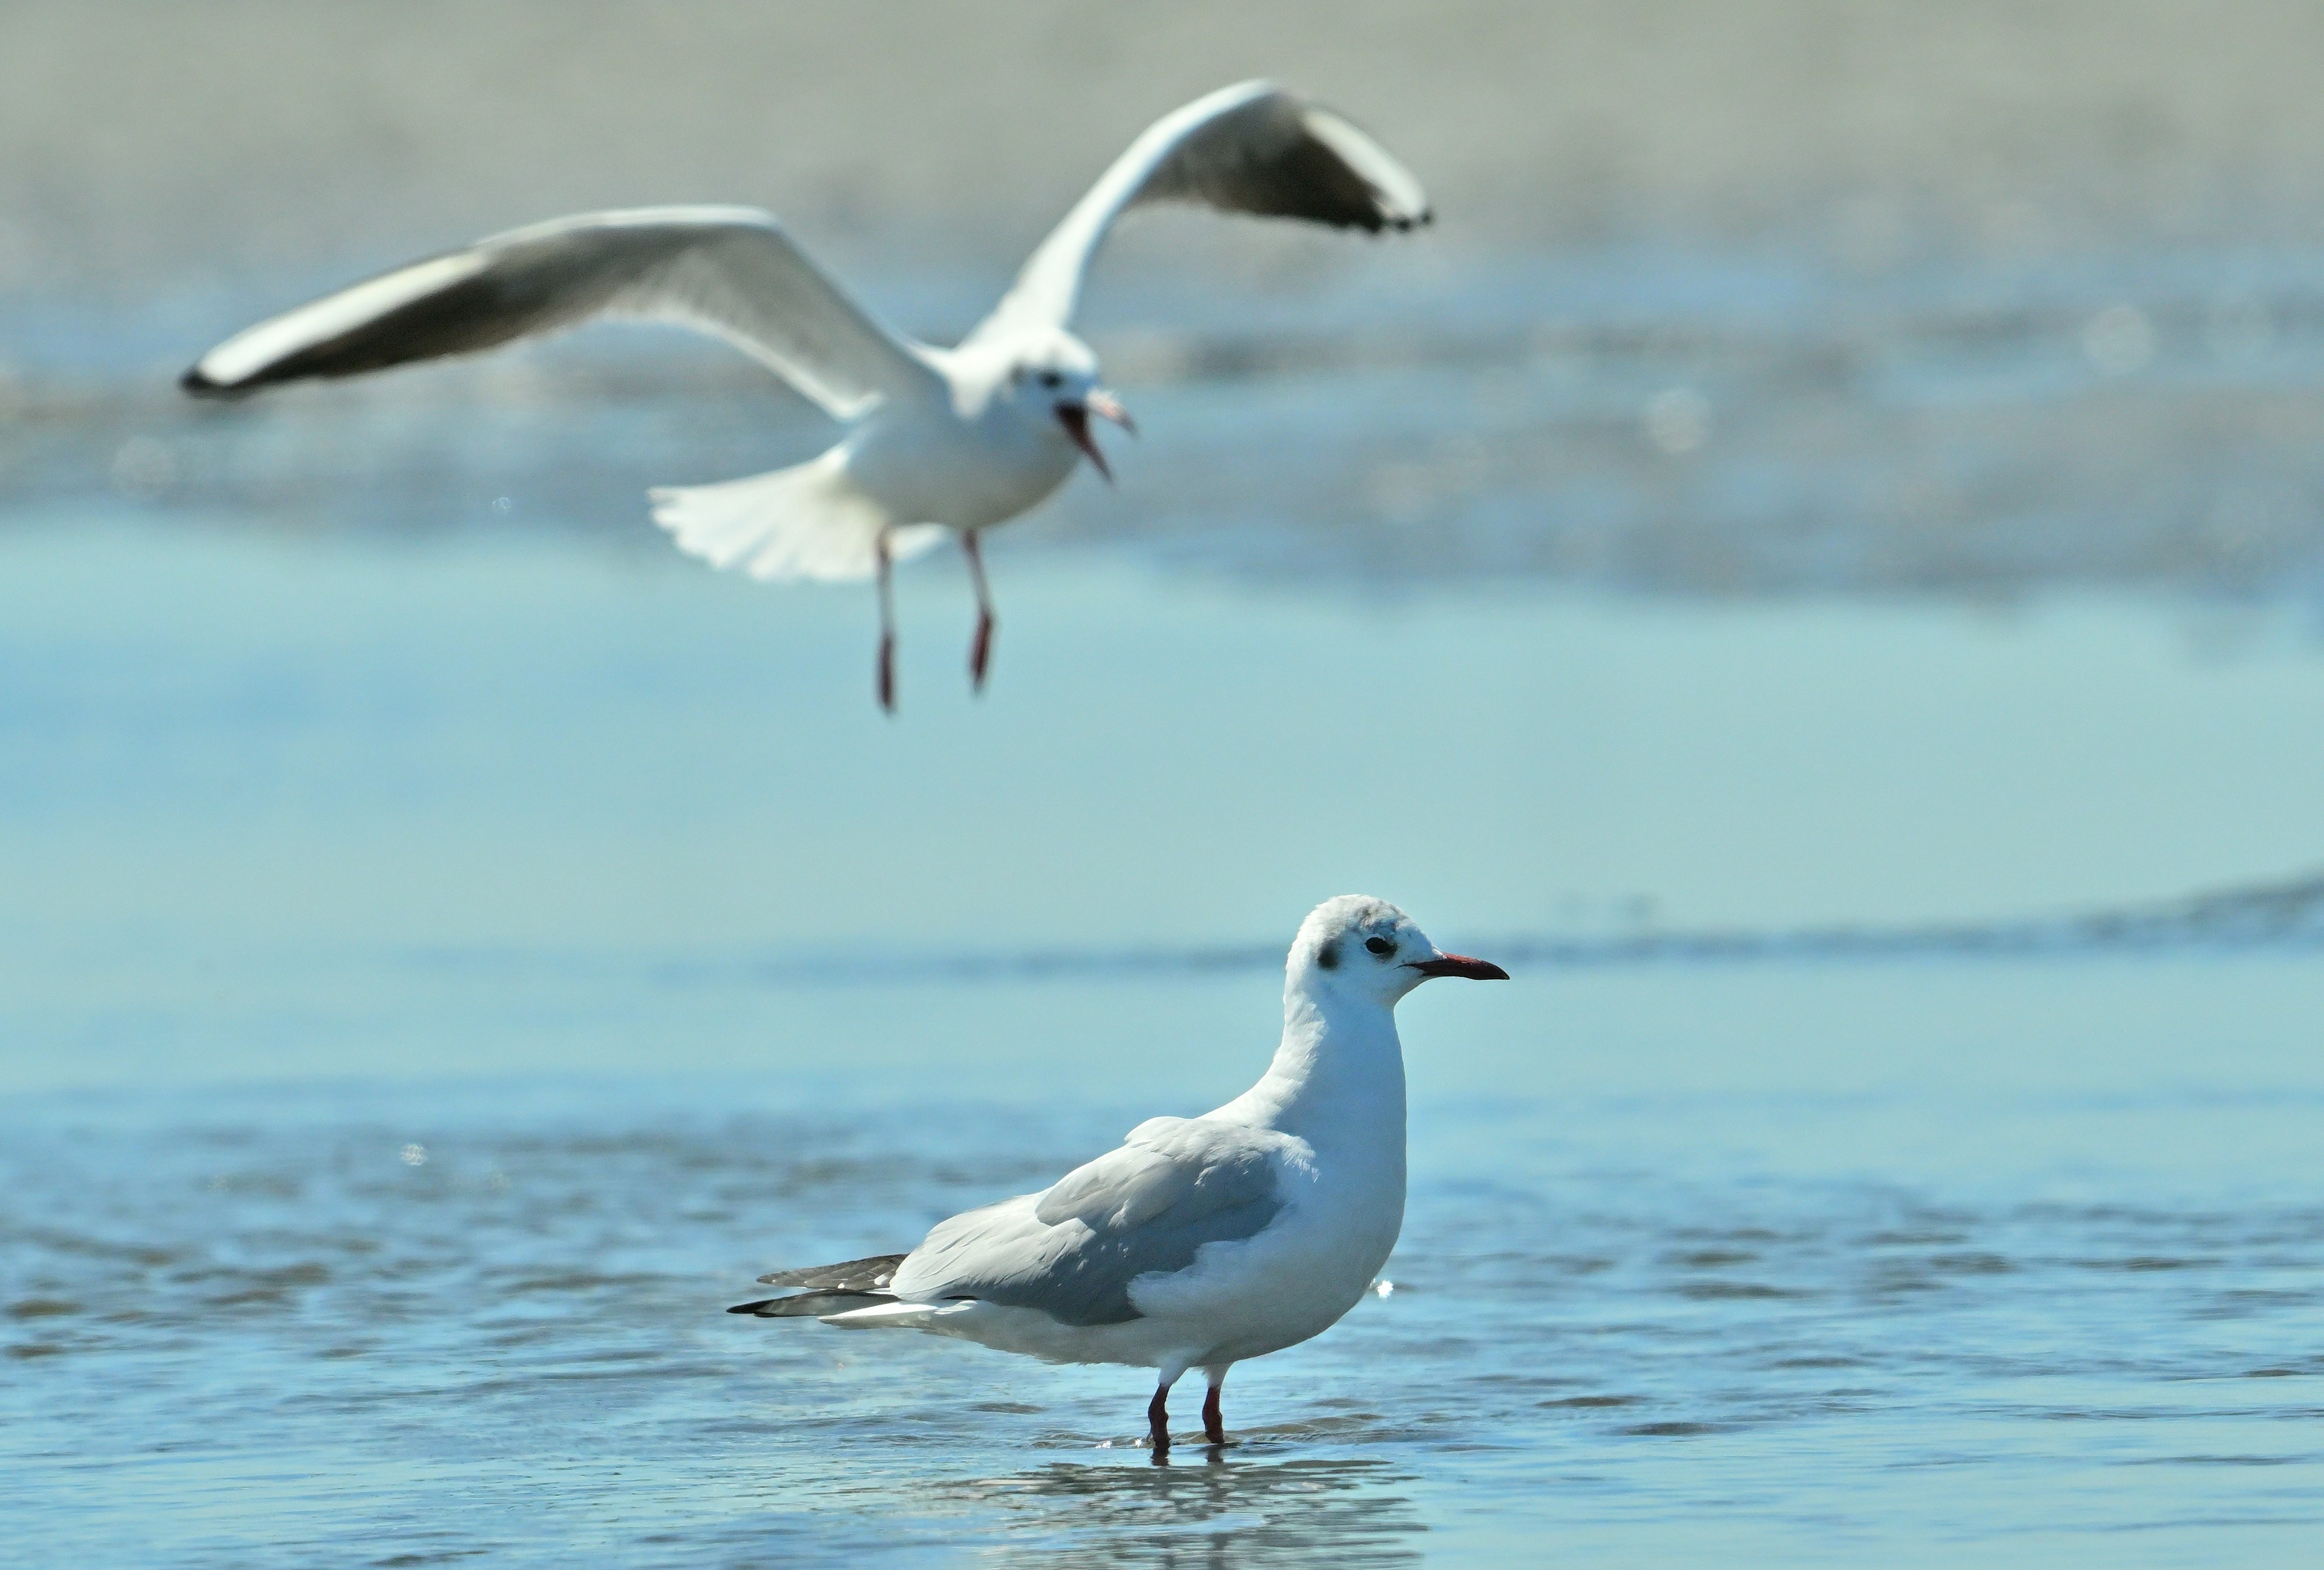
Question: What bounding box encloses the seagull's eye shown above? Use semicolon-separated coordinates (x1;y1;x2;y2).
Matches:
1038;370;1062;389
1365;936;1394;957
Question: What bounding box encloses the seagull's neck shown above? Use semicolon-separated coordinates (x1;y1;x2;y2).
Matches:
1223;980;1408;1151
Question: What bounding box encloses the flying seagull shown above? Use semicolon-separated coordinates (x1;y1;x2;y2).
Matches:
181;81;1431;711
727;896;1506;1455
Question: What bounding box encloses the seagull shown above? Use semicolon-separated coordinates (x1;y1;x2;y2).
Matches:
180;81;1431;711
727;896;1506;1455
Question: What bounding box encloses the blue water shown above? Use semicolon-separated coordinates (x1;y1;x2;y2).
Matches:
5;517;2324;1564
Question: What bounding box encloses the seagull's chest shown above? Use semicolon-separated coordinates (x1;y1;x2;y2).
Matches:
1137;1132;1405;1358
850;406;1077;528
1285;1137;1408;1282
1269;1072;1409;1258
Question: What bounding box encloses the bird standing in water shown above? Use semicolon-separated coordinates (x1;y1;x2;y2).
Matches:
182;82;1431;710
727;896;1506;1456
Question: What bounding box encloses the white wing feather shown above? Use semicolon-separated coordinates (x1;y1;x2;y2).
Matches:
186;206;942;421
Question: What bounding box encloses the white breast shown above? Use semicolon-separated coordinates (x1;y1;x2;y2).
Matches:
1127;1131;1404;1364
844;387;1078;531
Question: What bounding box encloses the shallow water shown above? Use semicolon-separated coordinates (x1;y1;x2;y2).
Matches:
10;970;2324;1567
5;520;2324;1565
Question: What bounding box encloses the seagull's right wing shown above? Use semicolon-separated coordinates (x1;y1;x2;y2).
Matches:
966;81;1430;345
183;206;941;419
885;1117;1292;1327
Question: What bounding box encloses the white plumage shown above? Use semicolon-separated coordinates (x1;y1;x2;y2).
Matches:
728;896;1508;1452
182;83;1432;710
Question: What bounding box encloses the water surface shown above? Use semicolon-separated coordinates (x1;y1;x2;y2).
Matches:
5;521;2324;1565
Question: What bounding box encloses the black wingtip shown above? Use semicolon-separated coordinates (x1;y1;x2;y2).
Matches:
180;365;241;400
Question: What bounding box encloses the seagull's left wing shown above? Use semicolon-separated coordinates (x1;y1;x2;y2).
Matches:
884;1117;1295;1326
966;81;1430;345
183;206;941;419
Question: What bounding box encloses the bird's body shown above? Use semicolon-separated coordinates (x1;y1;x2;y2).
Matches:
831;339;1086;537
182;84;1431;709
729;896;1506;1451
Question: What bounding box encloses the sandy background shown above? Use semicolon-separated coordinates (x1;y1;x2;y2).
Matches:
9;1;2324;297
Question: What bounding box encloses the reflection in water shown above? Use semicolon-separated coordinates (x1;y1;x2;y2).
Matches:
951;1457;1425;1569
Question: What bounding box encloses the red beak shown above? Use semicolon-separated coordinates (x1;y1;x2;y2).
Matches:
1406;953;1510;980
1057;404;1110;482
1086;389;1136;435
1058;392;1134;482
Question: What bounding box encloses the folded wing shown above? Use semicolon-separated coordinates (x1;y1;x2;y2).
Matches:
884;1117;1292;1326
969;81;1430;344
183;206;940;420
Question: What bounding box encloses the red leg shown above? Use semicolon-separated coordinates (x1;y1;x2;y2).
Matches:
875;530;896;714
1147;1385;1171;1456
1202;1383;1225;1446
962;531;997;692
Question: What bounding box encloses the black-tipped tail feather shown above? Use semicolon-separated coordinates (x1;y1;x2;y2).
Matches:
729;1252;908;1318
727;1289;896;1318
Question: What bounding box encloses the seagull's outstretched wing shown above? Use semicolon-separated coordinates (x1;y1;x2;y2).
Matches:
882;1117;1294;1327
967;81;1430;345
183;206;940;419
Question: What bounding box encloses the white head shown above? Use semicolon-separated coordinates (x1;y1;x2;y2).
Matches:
988;329;1135;479
1287;895;1508;1010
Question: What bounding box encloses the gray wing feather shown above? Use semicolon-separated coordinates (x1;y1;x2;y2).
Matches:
755;1252;907;1290
185;206;939;419
888;1117;1288;1327
968;82;1430;344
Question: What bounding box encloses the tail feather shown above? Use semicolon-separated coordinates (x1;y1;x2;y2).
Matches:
727;1289;897;1318
729;1250;914;1319
818;1300;962;1329
649;452;944;583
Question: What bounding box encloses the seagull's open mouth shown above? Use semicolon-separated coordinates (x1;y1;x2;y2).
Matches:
1407;953;1510;980
1058;392;1135;481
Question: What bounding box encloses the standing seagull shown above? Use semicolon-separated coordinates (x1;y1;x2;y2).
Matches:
180;82;1431;710
727;896;1506;1454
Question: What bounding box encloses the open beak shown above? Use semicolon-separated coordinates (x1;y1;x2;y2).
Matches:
1406;952;1511;981
1086;389;1136;435
1058;391;1135;482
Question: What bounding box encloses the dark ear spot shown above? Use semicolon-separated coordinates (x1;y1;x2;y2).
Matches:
1317;941;1340;971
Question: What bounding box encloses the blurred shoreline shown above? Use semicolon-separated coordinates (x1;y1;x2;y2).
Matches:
11;3;2324;603
12;241;2324;604
344;863;2324;992
13;2;2324;297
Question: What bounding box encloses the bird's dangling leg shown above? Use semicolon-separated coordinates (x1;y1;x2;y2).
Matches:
1202;1378;1227;1447
875;530;897;714
962;530;997;693
1147;1384;1172;1459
